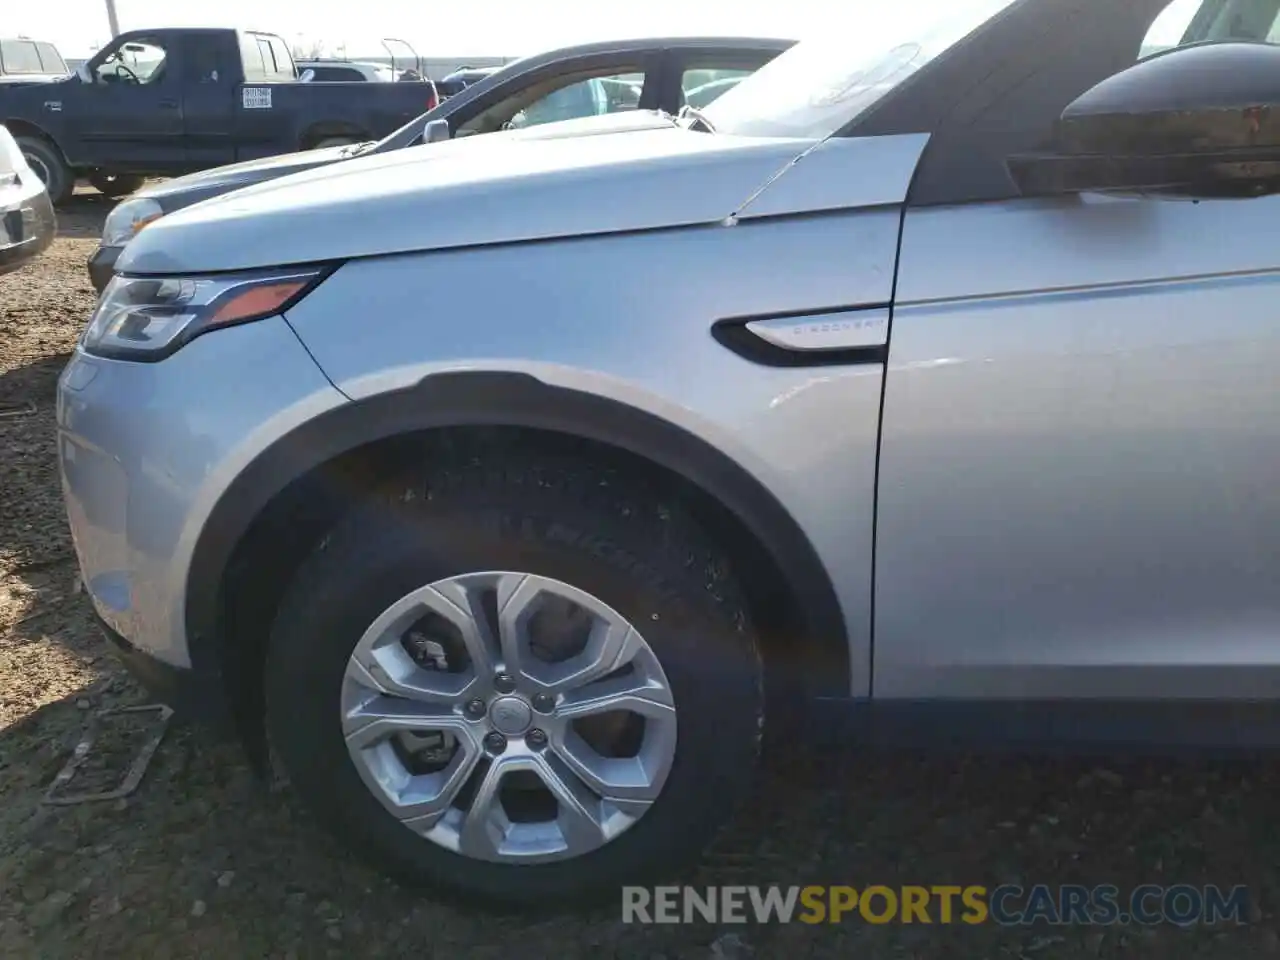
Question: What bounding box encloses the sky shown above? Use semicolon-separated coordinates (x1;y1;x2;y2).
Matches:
13;0;1204;60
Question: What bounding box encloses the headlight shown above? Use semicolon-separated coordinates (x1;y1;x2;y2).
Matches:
100;197;164;247
82;266;329;361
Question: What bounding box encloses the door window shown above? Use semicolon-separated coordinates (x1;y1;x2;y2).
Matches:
95;39;170;86
681;67;756;109
1141;0;1280;57
267;37;296;80
240;33;267;81
455;66;645;137
35;42;67;74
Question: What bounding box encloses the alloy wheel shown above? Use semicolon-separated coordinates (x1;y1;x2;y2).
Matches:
339;571;678;864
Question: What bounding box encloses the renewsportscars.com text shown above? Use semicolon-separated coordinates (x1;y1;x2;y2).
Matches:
622;884;1251;926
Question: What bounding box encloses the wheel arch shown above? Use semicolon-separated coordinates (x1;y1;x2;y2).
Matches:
2;118;63;149
4;119;71;171
187;371;852;761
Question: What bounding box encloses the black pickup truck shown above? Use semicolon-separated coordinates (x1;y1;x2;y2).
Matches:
0;27;439;204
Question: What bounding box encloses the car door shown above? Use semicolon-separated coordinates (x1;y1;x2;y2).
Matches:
873;0;1280;703
72;34;184;170
450;51;662;138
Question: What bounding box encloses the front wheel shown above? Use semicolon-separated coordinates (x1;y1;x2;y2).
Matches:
16;136;73;205
265;449;763;907
87;172;145;198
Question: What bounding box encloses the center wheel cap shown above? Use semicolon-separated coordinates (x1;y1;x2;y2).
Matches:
489;695;534;735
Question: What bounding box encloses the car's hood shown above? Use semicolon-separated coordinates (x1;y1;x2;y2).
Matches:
137;145;351;207
136;109;691;212
120;111;931;275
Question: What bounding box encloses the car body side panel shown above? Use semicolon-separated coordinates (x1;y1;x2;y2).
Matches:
876;192;1280;699
286;209;908;696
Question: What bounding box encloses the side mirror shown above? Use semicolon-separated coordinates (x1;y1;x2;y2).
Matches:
76;63;93;84
299;69;316;83
1008;42;1280;199
423;118;451;144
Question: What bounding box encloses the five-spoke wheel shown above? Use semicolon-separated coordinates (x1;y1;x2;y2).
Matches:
265;451;763;906
340;572;678;863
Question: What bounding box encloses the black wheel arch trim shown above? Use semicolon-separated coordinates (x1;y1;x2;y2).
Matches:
183;370;852;697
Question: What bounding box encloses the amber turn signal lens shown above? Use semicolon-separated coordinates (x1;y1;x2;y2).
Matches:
208;280;311;325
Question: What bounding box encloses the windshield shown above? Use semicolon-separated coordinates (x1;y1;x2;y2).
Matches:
702;0;1024;140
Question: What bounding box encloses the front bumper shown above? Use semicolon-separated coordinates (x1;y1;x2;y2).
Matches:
87;243;120;294
0;177;55;276
57;314;347;674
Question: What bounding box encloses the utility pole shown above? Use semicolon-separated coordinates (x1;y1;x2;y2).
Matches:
104;0;121;37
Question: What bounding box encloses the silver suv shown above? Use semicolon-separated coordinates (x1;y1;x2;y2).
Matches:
58;0;1280;907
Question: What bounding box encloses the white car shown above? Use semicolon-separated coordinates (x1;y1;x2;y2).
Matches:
297;59;414;83
0;124;54;274
0;37;69;85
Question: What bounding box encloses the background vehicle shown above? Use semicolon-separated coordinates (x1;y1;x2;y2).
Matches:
298;59;403;82
299;37;435;86
63;0;1280;909
87;36;794;291
0;37;69;85
0;123;53;274
0;27;439;205
437;65;501;98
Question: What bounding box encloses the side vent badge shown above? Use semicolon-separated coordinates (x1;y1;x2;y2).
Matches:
743;308;890;352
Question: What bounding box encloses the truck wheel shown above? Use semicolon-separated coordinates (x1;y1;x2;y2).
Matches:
16;137;73;205
88;172;145;199
264;448;764;907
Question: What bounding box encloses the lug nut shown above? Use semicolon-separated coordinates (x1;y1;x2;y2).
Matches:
464;699;486;718
483;732;507;754
526;728;547;749
532;693;555;714
493;673;517;694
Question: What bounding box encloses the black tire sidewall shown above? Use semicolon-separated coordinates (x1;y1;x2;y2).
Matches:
88;172;144;198
266;498;762;906
17;138;71;205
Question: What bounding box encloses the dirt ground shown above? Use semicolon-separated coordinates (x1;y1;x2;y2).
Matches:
3;191;1280;959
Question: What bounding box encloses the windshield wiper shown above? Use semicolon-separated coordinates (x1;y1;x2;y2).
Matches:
340;140;377;158
676;104;716;133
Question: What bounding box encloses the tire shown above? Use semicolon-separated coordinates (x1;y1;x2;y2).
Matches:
265;446;763;908
16;136;73;205
87;172;145;199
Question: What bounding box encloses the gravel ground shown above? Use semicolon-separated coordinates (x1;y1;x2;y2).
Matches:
2;190;1280;959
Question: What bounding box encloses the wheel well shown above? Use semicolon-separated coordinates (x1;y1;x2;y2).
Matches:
299;122;369;148
215;425;848;766
3;120;64;156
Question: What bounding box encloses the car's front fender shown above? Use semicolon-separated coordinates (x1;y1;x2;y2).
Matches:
275;212;901;696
